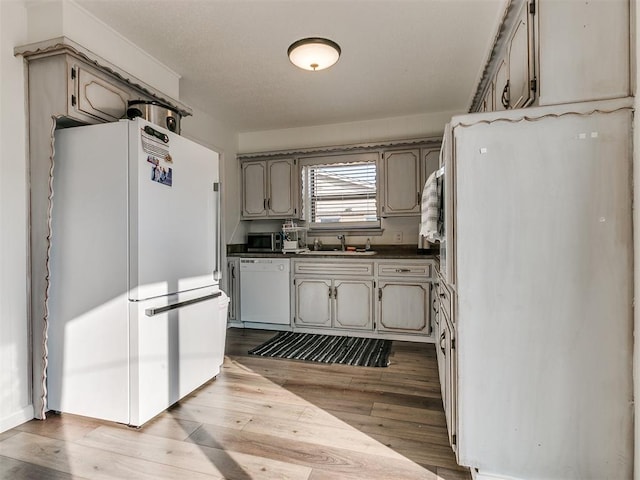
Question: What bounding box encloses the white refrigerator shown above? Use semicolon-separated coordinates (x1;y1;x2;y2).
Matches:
447;98;633;479
48;118;228;427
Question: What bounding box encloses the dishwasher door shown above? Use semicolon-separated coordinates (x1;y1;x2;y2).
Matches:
239;258;291;325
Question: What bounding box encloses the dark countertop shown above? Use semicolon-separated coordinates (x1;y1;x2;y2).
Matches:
227;245;439;260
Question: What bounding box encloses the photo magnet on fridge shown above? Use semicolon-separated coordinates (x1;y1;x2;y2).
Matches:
151;164;172;187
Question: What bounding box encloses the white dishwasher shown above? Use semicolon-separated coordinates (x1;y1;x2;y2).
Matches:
239;258;291;325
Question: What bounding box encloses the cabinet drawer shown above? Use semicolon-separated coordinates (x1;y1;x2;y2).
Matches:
294;261;374;276
377;262;431;278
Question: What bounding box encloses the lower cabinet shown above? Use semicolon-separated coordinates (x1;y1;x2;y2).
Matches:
377;281;430;334
377;261;433;335
334;280;374;329
225;257;240;323
293;259;434;339
294;278;332;327
435;266;458;452
293;261;375;331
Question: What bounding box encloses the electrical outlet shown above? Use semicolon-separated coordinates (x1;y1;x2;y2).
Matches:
393;231;403;243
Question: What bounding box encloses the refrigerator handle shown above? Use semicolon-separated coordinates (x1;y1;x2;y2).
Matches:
213;182;222;281
145;291;222;317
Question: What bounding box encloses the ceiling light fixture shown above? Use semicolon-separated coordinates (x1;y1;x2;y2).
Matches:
287;37;341;71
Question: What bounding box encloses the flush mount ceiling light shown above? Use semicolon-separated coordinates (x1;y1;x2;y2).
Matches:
288;37;341;71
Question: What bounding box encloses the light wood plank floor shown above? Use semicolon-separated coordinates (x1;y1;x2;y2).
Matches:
0;328;471;480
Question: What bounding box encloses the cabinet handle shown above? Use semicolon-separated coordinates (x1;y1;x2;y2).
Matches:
378;288;383;301
333;286;338;299
267;198;271;209
231;265;235;279
440;332;446;355
501;80;510;109
328;287;333;299
263;198;267;210
396;268;411;273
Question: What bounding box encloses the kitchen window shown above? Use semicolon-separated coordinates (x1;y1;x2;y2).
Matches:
300;152;380;231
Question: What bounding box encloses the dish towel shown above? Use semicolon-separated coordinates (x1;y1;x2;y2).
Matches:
419;171;441;242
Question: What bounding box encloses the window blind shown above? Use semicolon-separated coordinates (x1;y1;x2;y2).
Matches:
302;161;377;225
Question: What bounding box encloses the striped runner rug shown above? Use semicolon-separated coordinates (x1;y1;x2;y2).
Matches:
248;331;392;367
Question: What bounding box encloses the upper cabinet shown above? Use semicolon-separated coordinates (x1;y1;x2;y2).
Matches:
420;147;440;188
380;145;442;217
472;0;630;112
380;149;421;216
536;0;629;105
18;40;191;127
239;139;441;222
480;0;535;112
241;158;298;219
72;63;130;123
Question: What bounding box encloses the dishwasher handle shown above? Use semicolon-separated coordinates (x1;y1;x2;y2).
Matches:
145;291;222;317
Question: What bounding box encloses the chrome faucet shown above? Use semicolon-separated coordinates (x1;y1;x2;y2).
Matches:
337;234;346;251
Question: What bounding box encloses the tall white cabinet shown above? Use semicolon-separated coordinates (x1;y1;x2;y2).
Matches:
444;98;633;480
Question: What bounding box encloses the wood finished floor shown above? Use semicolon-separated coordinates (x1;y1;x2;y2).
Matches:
0;328;470;480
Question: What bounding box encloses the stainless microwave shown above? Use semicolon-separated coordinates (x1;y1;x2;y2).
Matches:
247;232;283;252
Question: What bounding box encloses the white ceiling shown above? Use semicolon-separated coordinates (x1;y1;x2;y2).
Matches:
76;0;506;133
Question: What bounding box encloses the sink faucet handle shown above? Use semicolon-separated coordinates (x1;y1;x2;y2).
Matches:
337;234;346;251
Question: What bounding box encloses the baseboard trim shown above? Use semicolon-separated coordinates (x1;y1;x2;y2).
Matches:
1;404;34;433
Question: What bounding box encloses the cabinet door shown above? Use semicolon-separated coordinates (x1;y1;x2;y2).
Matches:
268;159;297;218
294;278;332;327
494;58;508;111
226;258;240;322
334;280;374;330
377;281;430;334
442;318;457;451
73;64;130;122
435;312;447;408
381;149;421;216
242;161;267;218
537;0;629;105
420;148;440;188
507;5;534;108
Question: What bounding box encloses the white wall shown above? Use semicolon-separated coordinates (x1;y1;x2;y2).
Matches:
0;0;33;432
25;0;180;99
238;110;457;154
181;107;242;247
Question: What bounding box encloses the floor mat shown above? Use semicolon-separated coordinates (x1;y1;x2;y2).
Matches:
248;331;392;367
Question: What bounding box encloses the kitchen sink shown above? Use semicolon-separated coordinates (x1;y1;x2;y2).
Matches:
300;250;377;256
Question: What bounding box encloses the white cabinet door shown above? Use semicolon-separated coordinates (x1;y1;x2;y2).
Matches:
295;278;332;327
268;158;297;217
242;158;298;219
421;148;440;188
226;258;240;322
334;280;374;330
381;149;421;216
74;64;130;122
377;281;430;334
242;161;267;218
507;5;534;109
494;58;508;111
537;0;629;105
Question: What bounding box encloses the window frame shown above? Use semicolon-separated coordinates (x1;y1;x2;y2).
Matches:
298;152;381;233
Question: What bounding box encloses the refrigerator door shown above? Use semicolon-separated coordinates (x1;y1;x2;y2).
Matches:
129;286;228;426
128;118;220;301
